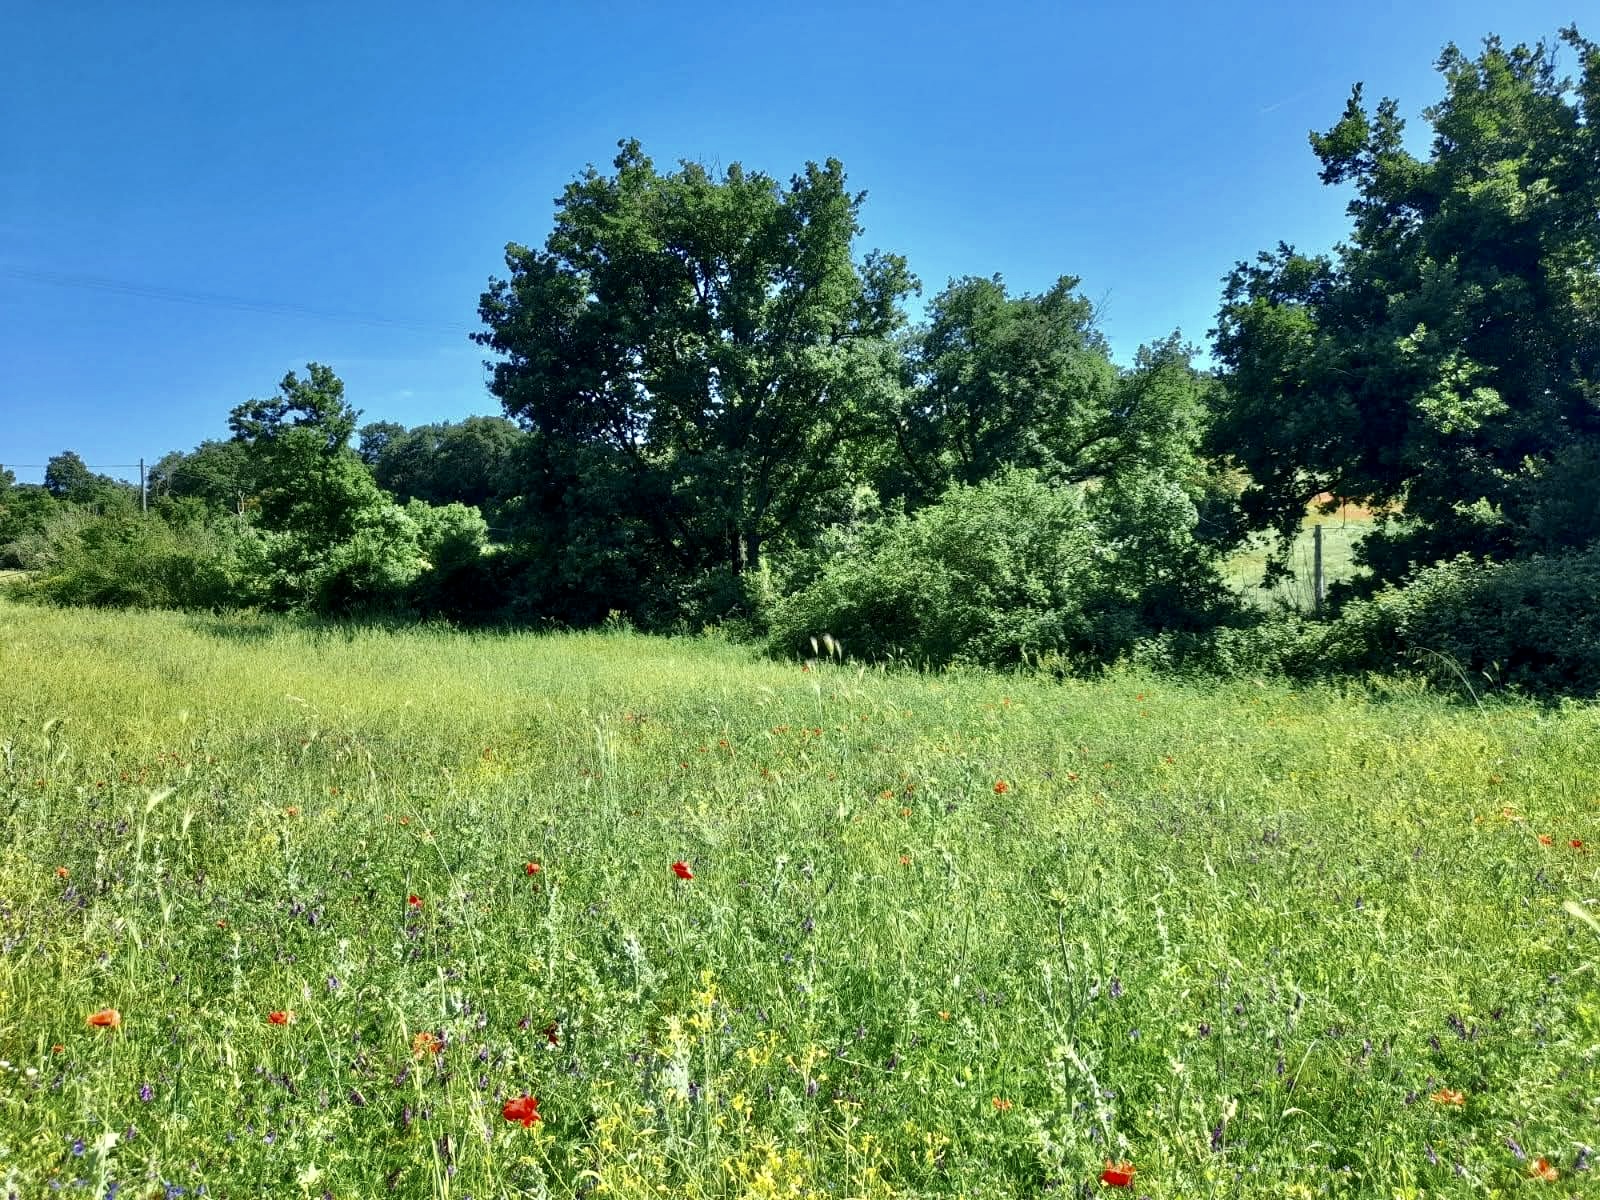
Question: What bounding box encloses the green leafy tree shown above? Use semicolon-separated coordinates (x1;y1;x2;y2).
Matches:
893;275;1118;498
370;416;526;525
1211;27;1600;588
149;440;254;514
0;476;59;567
357;421;406;467
475;139;915;622
228;364;383;547
43;452;96;501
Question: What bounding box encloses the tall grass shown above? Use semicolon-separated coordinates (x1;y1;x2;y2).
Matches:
0;602;1595;1197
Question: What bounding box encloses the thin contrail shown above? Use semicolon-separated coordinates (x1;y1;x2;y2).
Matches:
1259;86;1324;116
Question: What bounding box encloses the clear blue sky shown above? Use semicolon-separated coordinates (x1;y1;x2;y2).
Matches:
0;0;1586;484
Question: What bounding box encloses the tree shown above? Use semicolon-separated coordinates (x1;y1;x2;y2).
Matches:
148;440;253;514
475;139;915;621
0;474;59;567
892;275;1117;499
884;280;1217;529
43;452;95;501
1211;28;1600;588
228;363;381;547
357;421;406;467
369;416;526;524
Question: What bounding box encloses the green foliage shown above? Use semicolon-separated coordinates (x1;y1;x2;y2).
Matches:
770;469;1222;669
294;503;429;615
9;507;258;610
401;499;503;620
889;283;1218;519
226;364;443;614
15;367;499;621
1521;441;1600;554
477;139;916;619
1151;544;1600;696
42;451;95;501
1211;27;1600;585
1086;466;1231;637
1333;549;1600;695
0;482;59;568
228;364;382;549
369;416;526;528
892;275;1118;498
148;440;253;514
356;419;407;466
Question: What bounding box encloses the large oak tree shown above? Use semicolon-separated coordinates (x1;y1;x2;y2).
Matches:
475;140;914;622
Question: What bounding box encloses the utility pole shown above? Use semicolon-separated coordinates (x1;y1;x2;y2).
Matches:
1312;523;1325;616
139;457;147;515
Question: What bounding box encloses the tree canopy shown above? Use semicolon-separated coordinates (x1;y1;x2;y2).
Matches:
475;139;916;619
1211;27;1600;586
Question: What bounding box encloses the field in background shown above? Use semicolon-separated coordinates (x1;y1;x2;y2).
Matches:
0;602;1595;1197
1224;501;1378;610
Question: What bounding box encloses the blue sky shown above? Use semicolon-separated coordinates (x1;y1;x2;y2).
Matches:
0;0;1586;484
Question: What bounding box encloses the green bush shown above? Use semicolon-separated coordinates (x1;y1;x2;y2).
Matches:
1358;550;1600;695
769;469;1225;669
1138;548;1600;696
15;509;256;610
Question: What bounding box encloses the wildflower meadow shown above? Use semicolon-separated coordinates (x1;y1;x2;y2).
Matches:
0;602;1596;1198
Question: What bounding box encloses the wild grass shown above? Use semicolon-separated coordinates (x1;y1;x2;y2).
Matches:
0;602;1595;1198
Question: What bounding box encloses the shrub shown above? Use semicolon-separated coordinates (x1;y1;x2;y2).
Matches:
1139;548;1600;697
16;509;256;610
1359;549;1600;696
770;469;1228;670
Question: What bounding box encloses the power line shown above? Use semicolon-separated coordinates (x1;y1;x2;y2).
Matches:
0;265;478;336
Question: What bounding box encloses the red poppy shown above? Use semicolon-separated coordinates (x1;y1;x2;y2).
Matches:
407;894;423;908
1529;1157;1559;1182
993;780;1009;794
55;866;69;879
1539;834;1554;846
267;1010;293;1025
86;1008;121;1029
1101;1161;1136;1187
525;861;542;876
1572;839;1586;851
502;1094;541;1127
671;861;694;881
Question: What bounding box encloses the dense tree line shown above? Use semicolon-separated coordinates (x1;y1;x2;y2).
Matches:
7;27;1600;691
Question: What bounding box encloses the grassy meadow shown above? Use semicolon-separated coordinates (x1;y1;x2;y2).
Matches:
1223;504;1375;612
0;602;1597;1198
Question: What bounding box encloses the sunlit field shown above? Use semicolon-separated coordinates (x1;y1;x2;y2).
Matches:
1224;503;1376;612
0;602;1596;1198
